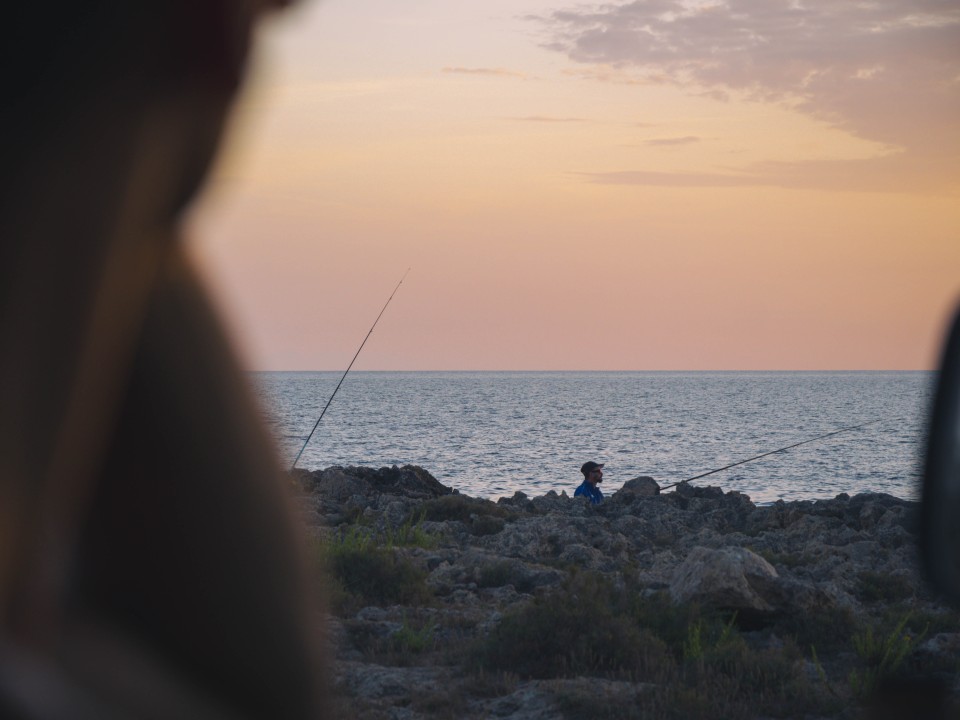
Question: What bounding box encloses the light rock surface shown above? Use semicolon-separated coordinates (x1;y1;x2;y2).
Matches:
669;545;779;613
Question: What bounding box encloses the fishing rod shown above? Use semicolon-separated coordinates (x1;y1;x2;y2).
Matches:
290;268;410;471
659;419;882;492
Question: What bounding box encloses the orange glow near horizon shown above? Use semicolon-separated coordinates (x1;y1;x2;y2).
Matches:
187;0;960;371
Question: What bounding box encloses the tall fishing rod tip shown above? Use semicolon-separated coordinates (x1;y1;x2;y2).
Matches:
289;268;410;469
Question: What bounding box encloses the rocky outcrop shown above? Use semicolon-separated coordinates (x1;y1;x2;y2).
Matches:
294;465;958;719
297;465;940;618
669;546;779;614
293;464;451;526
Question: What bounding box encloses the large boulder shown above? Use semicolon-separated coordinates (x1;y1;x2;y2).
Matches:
614;476;661;499
669;546;779;614
306;464;450;502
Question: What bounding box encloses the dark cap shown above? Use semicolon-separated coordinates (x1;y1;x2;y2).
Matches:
581;461;604;476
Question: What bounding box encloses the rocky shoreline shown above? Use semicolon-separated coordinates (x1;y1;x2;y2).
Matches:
292;465;959;719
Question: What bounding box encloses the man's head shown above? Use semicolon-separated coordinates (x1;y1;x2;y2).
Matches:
580;461;604;485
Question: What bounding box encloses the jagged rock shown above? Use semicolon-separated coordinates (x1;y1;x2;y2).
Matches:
478;514;631;570
479;516;580;561
669;545;780;613
918;633;960;669
336;660;448;700
542;677;655;708
297;465;958;717
480;682;560;719
307;464;451;505
558;543;607;568
382;499;412;528
614;476;661;498
530;489;574;514
676;483;724;499
354;606;390;621
497;490;533;511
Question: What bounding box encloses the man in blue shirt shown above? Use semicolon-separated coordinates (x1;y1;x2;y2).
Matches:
575;461;605;504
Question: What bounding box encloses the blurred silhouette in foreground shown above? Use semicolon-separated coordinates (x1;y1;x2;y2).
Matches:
1;1;325;717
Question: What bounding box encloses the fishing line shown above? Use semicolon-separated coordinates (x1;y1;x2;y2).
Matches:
659;419;882;492
290;268;410;471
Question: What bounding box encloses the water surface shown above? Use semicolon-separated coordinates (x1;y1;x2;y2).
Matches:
253;371;930;504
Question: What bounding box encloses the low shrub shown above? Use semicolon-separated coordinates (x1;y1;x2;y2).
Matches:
470;514;506;536
416;495;515;534
641;662;837;720
317;528;432;614
477;560;536;593
472;570;836;718
459;669;520;699
887;605;960;636
473;571;672;680
391;617;436;654
631;590;706;658
856;570;915;603
554;685;651;720
771;603;858;653
848;613;924;699
346;614;438;666
384;511;439;549
410;690;468;718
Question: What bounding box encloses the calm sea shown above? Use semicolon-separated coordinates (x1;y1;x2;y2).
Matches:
252;372;932;504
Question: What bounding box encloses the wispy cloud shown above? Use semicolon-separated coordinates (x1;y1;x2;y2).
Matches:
560;65;668;86
583;171;756;188
646;136;700;146
511;115;588;123
538;0;960;191
582;153;950;193
442;66;526;79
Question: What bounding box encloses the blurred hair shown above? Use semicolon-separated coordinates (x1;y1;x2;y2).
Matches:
0;1;325;716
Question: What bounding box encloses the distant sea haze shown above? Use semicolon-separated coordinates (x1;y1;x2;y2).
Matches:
252;371;931;505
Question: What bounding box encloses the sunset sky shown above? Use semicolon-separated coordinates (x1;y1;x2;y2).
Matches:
187;0;960;371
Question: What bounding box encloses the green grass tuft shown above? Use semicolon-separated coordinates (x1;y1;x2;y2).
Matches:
384;510;439;549
848;613;924;699
315;527;433;615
